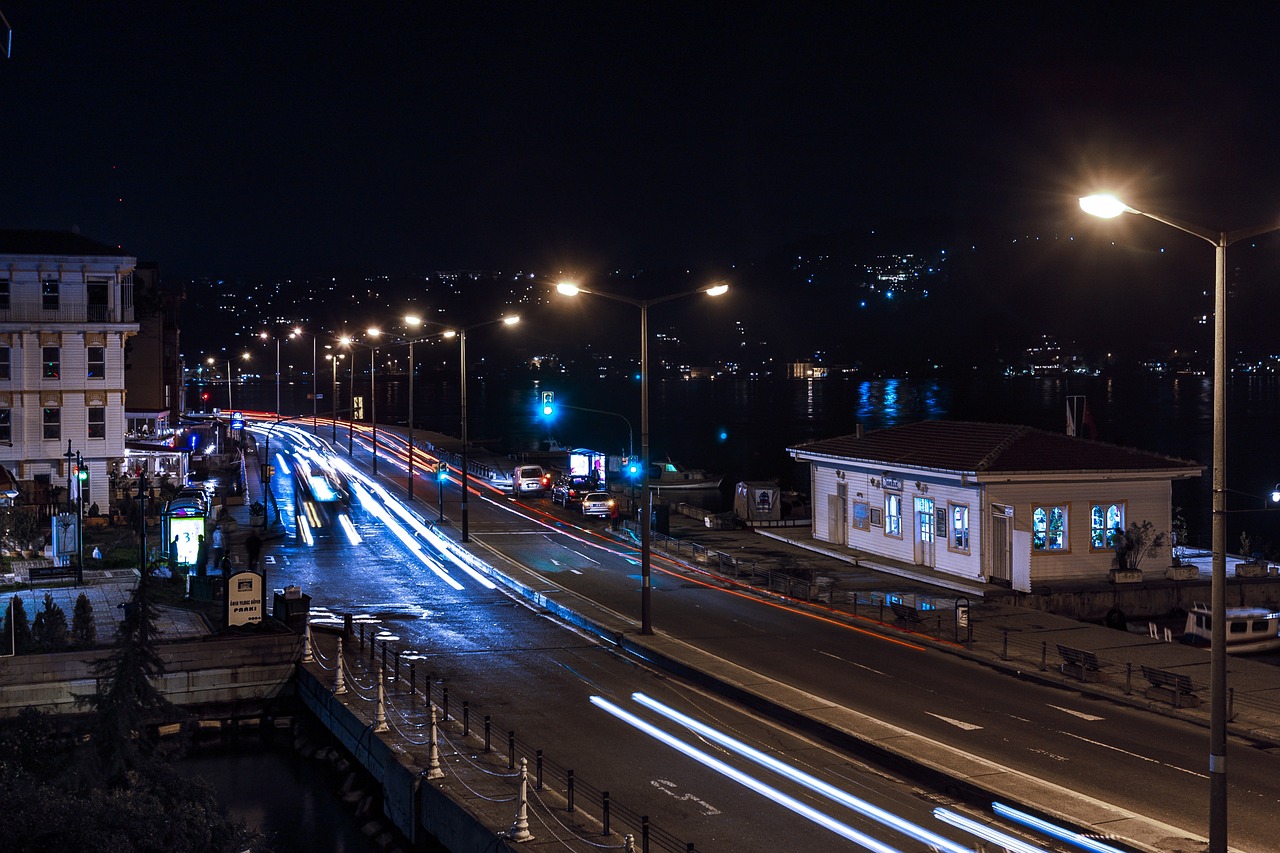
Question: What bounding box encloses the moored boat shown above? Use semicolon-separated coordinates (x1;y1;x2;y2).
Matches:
1182;602;1280;654
649;458;722;490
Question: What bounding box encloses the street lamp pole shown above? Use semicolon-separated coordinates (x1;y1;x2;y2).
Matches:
341;331;381;474
1081;194;1280;853
555;280;728;635
405;315;423;500
459;328;470;540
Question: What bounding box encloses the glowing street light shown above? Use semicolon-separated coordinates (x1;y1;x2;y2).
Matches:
340;328;382;475
556;278;729;635
1081;192;1280;853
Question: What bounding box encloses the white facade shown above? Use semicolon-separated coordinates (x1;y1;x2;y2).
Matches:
0;235;139;512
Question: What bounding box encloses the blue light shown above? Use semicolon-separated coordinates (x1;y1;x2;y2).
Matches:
991;802;1125;853
717;429;728;441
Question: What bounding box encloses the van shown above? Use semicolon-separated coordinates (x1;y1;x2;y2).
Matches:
512;465;550;496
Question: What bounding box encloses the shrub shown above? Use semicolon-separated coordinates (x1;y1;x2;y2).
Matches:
4;595;32;654
72;593;96;648
31;592;69;652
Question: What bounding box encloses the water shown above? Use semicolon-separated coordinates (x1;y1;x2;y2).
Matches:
207;372;1280;554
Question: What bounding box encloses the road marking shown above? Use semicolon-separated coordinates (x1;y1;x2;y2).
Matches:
1060;731;1207;779
1028;747;1070;762
651;779;721;816
816;649;889;676
926;713;983;731
1049;704;1105;721
570;569;583;574
564;547;600;565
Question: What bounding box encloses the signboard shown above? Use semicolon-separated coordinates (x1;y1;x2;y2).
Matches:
167;516;205;567
353;396;364;420
227;570;264;625
53;512;78;556
230;411;245;430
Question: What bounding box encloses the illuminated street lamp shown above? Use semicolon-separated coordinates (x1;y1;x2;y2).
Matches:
324;350;344;440
205;353;248;411
1081;193;1280;853
340;329;381;475
405;315;422;499
556;279;729;635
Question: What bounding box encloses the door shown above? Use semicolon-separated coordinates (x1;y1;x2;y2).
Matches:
991;507;1012;584
914;497;935;567
827;482;847;545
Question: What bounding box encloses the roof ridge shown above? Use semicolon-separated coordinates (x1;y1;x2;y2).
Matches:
972;423;1029;471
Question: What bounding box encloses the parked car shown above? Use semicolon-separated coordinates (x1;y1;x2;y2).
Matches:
512;465;551;496
175;487;210;515
580;491;616;518
551;474;596;506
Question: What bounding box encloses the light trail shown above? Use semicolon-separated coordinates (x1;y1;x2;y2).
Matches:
590;696;905;853
933;807;1047;853
992;802;1127;853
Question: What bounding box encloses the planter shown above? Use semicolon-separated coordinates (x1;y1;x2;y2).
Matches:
1165;564;1199;581
1109;568;1143;584
1235;561;1268;578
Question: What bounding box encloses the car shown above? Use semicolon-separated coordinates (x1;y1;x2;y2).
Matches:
512;465;551;496
580;491;616;518
551;474;596;506
175;487;210;515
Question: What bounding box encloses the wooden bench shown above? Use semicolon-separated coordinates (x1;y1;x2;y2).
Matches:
1056;644;1102;681
1141;665;1200;708
890;601;923;626
28;563;77;581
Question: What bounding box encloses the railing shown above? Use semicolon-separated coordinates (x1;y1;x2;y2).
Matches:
0;304;134;323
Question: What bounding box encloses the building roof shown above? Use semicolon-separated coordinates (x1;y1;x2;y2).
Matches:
0;229;130;258
790;420;1203;476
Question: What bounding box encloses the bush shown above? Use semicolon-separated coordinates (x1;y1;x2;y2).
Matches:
4;595;32;655
31;593;69;652
72;593;96;648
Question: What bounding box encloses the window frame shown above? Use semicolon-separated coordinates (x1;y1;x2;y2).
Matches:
0;346;9;381
88;406;106;439
851;499;870;531
1089;501;1127;551
0;276;9;310
42;346;60;379
1032;502;1071;553
884;492;903;539
86;345;106;380
42;406;61;441
0;408;10;444
948;501;971;554
42;277;59;310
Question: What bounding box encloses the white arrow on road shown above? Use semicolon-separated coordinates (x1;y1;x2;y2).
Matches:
926;712;983;731
1049;704;1105;721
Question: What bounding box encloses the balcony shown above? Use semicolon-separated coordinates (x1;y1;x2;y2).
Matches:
0;303;135;324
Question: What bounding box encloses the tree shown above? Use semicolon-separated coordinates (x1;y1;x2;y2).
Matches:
71;593;96;648
4;595;33;655
31;592;69;652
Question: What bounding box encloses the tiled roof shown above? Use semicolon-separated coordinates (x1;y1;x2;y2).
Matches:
790;420;1203;475
0;229;129;257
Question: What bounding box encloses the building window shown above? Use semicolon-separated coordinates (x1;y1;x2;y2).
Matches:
884;493;903;538
0;409;9;444
950;502;970;553
88;406;106;439
87;346;105;379
43;407;61;440
42;346;60;379
0;346;9;380
42;277;59;310
0;277;9;310
1032;504;1069;551
1090;502;1126;550
851;500;870;531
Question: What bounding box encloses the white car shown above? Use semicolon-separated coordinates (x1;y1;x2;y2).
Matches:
580;491;615;517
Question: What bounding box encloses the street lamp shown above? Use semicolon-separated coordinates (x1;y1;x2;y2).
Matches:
340;329;381;475
205;354;248;411
1081;193;1280;853
433;315;520;542
556;279;729;635
258;331;281;420
405;315;422;500
324;351;344;440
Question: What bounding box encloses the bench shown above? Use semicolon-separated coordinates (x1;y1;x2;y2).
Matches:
1056;644;1102;681
1141;665;1200;708
28;563;76;581
890;601;923;626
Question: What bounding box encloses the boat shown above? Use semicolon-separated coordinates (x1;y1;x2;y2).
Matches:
1182;602;1280;654
648;458;722;490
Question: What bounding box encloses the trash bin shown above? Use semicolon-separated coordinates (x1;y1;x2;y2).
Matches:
651;504;670;536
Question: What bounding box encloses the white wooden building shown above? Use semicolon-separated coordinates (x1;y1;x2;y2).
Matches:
789;421;1202;591
0;231;140;513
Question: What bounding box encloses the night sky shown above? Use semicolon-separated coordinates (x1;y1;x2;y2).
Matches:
4;3;1280;278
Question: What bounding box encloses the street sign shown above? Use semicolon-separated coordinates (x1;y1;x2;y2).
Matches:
230;411;245;430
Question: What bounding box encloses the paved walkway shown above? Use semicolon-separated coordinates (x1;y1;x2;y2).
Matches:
7;570;210;644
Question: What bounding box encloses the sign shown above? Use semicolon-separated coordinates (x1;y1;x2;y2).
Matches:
167;516;205;567
54;512;78;556
882;477;902;492
227;570;264;626
353;396;364;420
230;411;245;430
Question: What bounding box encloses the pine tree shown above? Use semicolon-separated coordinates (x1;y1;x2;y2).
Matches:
31;592;69;652
71;592;97;648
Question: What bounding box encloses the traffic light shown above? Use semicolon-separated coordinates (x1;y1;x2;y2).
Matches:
201;392;210;402
76;465;88;483
625;457;640;477
540;390;555;417
436;462;449;482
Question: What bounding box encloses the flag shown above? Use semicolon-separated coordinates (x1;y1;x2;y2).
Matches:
1082;399;1097;440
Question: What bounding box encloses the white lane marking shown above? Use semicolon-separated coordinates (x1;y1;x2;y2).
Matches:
816;649;889;677
926;712;983;731
1060;731;1207;779
1049;704;1105;721
570;569;583;575
651;779;721;816
564;546;601;565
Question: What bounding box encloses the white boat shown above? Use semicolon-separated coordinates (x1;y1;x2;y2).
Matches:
1182;602;1280;654
648;458;722;490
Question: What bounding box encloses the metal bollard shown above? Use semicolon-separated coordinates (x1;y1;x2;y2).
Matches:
380;639;386;671
359;623;365;648
393;645;401;682
334;636;347;695
484;715;491;752
425;705;443;779
1126;662;1132;695
1040;641;1046;671
508;731;515;769
426;672;435;705
602;791;611;835
463;701;470;736
343;612;352;638
535;750;543;790
409;662;416;695
567;769;575;812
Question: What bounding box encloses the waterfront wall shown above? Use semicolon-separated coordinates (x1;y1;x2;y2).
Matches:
0;632;302;718
1011;576;1280;621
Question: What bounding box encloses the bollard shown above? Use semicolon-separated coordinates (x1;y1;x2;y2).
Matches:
425;705;444;779
642;815;650;853
1002;628;1009;660
374;672;389;733
334;636;347;695
380;638;386;671
442;686;450;721
484;715;491;752
462;701;470;736
301;621;314;663
1126;662;1132;695
393;646;401;683
508;757;533;842
535;750;544;790
1229;687;1235;721
371;634;376;661
409;662;416;696
602;790;611;835
624;834;635;853
343;612;352;638
426;672;435;705
567;769;575;812
1040;641;1046;671
359;623;365;649
508;731;515;770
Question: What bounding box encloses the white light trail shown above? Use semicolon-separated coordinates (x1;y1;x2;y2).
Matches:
933;807;1047;853
992;802;1126;853
631;693;969;853
349;481;464;590
590;696;905;853
337;513;362;546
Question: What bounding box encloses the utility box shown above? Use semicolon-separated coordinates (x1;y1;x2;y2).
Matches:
273;587;312;634
650;504;670;536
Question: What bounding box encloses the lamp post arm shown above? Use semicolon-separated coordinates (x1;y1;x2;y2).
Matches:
558;403;634;457
1131;208;1280;248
